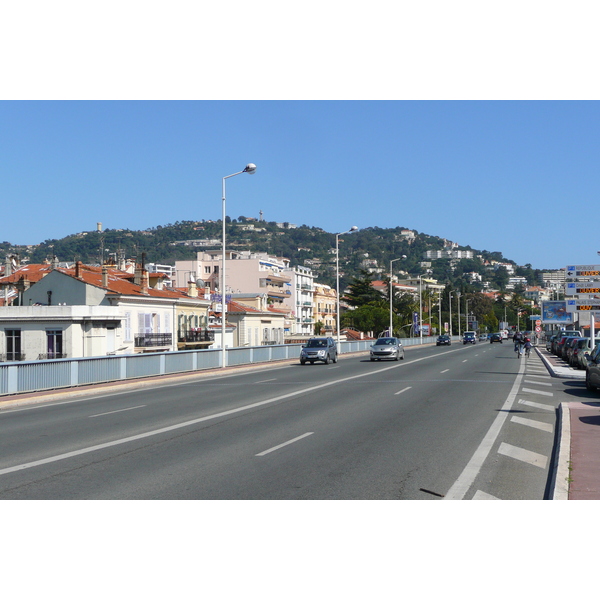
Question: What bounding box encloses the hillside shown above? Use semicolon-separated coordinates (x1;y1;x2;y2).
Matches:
2;219;544;292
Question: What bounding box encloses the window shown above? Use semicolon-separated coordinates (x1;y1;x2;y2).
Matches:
5;329;22;361
205;266;211;274
46;330;63;359
124;312;132;341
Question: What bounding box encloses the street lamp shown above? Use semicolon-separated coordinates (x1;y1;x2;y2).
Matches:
336;226;358;346
456;291;462;339
221;163;256;368
389;256;406;337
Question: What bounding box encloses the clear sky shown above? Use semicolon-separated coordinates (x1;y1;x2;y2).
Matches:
2;100;599;270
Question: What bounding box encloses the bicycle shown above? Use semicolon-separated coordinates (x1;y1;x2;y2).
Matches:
514;341;525;358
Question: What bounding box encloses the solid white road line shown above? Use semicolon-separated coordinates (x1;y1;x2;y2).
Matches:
518;399;555;411
255;432;314;456
394;387;412;396
510;416;553;433
89;405;146;418
497;442;548;469
472;490;500;500
0;348;463;478
521;387;554;396
444;358;526;500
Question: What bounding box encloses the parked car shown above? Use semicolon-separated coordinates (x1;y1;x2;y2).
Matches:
489;333;502;343
554;332;582;357
585;343;600;391
463;332;476;345
560;336;581;361
564;336;581;362
436;335;451;346
370;337;405;361
571;338;592;369
546;335;556;352
300;337;338;365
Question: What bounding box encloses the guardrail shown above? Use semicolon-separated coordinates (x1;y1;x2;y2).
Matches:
0;336;445;397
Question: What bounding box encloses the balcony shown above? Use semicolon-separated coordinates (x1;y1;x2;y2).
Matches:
178;329;214;343
134;333;173;348
37;353;67;360
0;353;26;362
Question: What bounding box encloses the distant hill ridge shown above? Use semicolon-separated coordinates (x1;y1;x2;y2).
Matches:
1;218;544;291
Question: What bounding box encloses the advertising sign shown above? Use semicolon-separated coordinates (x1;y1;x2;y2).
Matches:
541;301;573;323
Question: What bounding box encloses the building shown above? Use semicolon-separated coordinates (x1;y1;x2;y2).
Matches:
282;265;315;336
0;262;212;361
312;283;337;334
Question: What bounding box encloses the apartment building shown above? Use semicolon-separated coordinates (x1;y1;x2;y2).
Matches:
313;283;337;334
282;264;315;336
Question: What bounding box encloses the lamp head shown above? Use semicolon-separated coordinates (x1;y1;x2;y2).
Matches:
350;225;358;231
244;163;257;174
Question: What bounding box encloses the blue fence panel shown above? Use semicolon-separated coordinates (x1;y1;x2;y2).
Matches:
78;357;122;385
164;351;195;375
126;354;162;379
17;360;72;393
0;366;8;395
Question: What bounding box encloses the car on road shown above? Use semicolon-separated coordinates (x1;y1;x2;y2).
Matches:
463;332;476;345
436;335;451;346
300;337;338;365
370;337;405;361
489;333;502;343
479;333;488;341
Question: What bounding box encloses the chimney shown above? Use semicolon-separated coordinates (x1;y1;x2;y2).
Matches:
101;265;108;287
75;261;82;279
4;256;12;277
188;279;198;298
51;255;59;270
140;269;149;295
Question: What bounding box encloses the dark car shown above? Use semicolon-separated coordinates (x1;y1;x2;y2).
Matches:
559;336;581;361
489;333;502;343
553;331;582;356
300;337;338;365
463;332;476;345
585;343;600;391
436;335;451;346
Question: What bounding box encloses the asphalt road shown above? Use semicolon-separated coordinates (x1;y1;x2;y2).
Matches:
0;341;563;499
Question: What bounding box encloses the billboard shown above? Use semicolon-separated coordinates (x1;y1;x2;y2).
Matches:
541;301;573;324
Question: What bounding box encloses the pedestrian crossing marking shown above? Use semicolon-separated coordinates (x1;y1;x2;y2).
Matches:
498;442;548;469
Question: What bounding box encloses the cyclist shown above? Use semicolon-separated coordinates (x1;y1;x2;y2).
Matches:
513;331;524;357
524;336;532;358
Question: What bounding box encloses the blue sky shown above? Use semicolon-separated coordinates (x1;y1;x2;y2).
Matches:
2;100;599;270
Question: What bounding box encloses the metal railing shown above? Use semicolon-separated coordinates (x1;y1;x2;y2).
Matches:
134;333;173;347
0;335;446;397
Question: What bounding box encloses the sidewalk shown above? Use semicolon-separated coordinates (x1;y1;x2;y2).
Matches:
537;347;600;499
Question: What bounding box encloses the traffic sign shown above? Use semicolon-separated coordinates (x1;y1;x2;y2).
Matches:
535;326;541;333
566;265;600;278
566;298;600;312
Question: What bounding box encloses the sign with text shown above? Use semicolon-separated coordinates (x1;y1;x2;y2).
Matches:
566;265;600;279
566;298;600;312
566;281;600;295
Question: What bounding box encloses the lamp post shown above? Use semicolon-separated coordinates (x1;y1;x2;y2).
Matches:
449;291;453;338
389;256;405;337
221;163;256;368
336;226;358;346
418;275;423;344
456;291;462;339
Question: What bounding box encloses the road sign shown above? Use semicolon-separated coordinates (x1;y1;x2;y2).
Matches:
566;265;600;278
566;298;600;312
535;326;542;333
566;281;600;295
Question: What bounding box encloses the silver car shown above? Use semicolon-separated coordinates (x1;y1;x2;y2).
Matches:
300;337;338;365
370;337;405;361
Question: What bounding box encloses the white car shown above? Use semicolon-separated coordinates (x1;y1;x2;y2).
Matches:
370;337;405;361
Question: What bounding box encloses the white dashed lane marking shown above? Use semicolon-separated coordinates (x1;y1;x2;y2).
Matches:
498;442;548;469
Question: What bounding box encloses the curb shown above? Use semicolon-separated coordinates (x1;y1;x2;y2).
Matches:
551;402;571;500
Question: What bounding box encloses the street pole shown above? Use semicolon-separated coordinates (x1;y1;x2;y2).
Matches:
221;164;256;368
336;226;358;346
